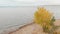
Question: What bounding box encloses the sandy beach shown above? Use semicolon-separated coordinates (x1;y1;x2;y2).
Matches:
8;19;60;34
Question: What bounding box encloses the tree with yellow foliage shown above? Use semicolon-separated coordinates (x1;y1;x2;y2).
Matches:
34;7;60;34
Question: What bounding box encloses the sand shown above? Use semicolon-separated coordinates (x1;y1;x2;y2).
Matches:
8;19;60;34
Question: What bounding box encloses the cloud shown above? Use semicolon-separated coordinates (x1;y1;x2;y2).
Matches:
0;0;60;6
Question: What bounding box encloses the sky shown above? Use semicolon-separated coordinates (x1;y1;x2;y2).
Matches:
0;0;60;6
0;0;38;6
